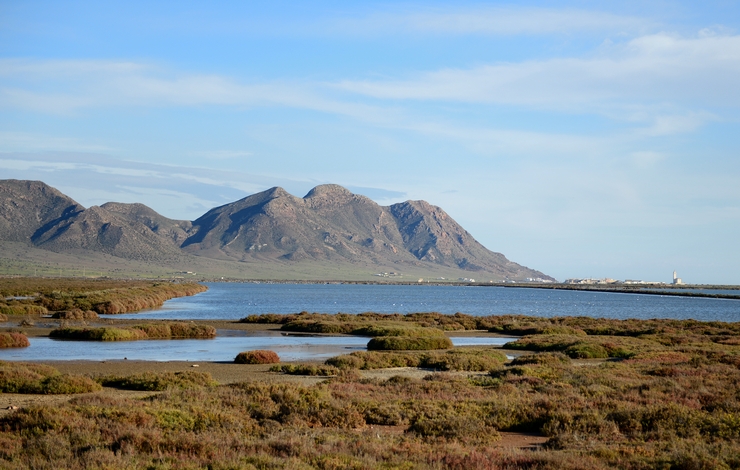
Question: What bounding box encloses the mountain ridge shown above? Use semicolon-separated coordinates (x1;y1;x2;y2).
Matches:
0;179;554;281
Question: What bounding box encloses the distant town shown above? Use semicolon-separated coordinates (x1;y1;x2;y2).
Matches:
564;271;685;286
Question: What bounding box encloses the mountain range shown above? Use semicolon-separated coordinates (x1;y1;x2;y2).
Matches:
0;179;553;281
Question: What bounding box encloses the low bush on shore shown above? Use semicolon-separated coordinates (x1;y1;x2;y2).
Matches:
49;322;216;341
51;308;99;320
98;371;217;391
0;361;100;394
0;304;48;316
235;350;280;364
0;332;29;348
135;323;216;339
367;335;453;351
50;327;148;341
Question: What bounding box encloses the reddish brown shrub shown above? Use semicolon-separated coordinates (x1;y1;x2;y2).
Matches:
0;332;30;348
235;350;280;364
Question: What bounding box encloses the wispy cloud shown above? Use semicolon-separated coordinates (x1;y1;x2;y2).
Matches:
329;7;649;36
336;33;740;111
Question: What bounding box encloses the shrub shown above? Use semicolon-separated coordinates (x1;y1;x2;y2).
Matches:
0;332;30;348
0;361;100;394
269;364;339;376
367;336;453;351
510;352;571;366
235;350;280;364
32;374;102;394
49;323;216;341
327;351;422;369
99;371;217;391
353;323;446;338
0;313;6;322
420;348;507;371
0;304;48;315
503;334;658;359
51;309;99;320
136;322;217;339
49;327;148;341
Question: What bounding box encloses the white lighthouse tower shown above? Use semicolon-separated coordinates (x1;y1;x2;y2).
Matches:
672;271;683;285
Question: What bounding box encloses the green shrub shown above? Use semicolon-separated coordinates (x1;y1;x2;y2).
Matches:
510;352;571;366
353;323;446;338
504;334;657;359
327;351;422;369
420;348;507;371
269;364;339;376
235;350;280;364
0;332;30;348
49;324;215;341
367;336;453;351
0;304;48;315
32;374;102;394
281;320;356;334
49;327;148;341
0;361;99;394
98;371;217;391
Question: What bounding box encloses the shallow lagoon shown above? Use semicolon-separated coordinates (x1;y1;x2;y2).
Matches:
0;334;509;362
107;283;740;322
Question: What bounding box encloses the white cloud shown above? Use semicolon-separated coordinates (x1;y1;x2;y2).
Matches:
336;32;740;111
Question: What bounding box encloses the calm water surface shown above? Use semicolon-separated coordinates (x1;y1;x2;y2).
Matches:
106;283;740;322
4;283;738;362
0;335;508;362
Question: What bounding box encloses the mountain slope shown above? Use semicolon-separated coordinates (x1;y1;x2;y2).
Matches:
182;184;551;280
0;179;83;242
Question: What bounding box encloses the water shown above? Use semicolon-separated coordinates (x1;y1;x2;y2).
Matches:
4;283;739;362
0;335;509;362
105;283;740;322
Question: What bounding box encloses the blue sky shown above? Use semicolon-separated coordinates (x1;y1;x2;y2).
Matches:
1;1;739;284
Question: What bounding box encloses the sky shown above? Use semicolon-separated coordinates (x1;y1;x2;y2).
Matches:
1;1;739;284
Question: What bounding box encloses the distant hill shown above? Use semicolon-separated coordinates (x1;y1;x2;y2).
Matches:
0;179;554;281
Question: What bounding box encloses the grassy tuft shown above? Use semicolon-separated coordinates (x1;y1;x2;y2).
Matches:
235;350;281;364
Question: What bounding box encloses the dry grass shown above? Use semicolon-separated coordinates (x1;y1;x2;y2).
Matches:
3;315;740;468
